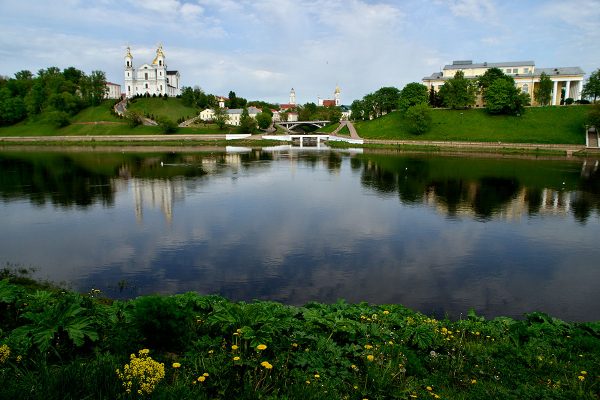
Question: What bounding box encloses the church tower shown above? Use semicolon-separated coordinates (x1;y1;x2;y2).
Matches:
334;85;341;106
152;45;168;96
289;88;296;105
124;47;134;98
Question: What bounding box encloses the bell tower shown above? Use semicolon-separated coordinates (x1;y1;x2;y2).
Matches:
152;44;168;96
334;85;341;106
289;88;296;105
124;46;134;98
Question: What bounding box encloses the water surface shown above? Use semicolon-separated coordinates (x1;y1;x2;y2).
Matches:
1;147;599;321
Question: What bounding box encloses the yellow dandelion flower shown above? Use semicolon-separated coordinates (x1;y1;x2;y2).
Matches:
314;373;320;378
231;345;239;350
364;344;373;349
383;310;390;315
208;350;214;354
475;331;480;336
198;376;206;382
351;364;358;370
203;373;209;377
257;344;267;351
233;356;240;361
434;395;440;399
353;385;358;390
306;380;311;384
367;355;374;362
471;379;477;384
426;386;433;391
578;375;585;381
172;362;181;368
260;361;273;369
292;343;298;347
581;371;587;375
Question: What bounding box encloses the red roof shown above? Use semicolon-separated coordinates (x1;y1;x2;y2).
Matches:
322;99;336;107
279;103;296;110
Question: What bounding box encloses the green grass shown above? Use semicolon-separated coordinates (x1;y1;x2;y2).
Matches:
127;97;199;123
355;106;590;144
0;277;598;400
70;100;122;123
317;123;341;133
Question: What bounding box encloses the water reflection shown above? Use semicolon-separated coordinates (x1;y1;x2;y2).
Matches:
0;149;599;321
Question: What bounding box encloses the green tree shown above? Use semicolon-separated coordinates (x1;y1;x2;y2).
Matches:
404;103;432;134
0;88;27;125
256;112;272;130
398;83;427;112
239;107;256;134
534;72;553;106
81;70;107;106
213;106;228;130
477;68;510;98
438;71;476;109
485;79;530;115
157;117;178;134
428;86;442;108
350;99;364;120
582;69;600;102
374;86;401;114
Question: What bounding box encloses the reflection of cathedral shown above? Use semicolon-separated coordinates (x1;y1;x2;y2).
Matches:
131;179;185;223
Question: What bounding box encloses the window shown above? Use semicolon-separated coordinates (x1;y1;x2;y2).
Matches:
524;67;530;74
159;60;162;66
522;84;529;93
160;85;163;90
159;71;162;76
126;61;130;67
128;85;130;92
513;68;518;73
127;72;129;77
506;69;511;73
145;83;148;89
145;73;148;80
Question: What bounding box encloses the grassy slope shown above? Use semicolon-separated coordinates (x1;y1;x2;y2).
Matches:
70;101;122;123
127;97;199;123
355;106;589;144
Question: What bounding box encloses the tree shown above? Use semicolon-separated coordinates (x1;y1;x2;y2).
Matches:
588;103;600;128
428;86;442;108
534;72;553;106
398;83;427;112
0;87;27;125
404;104;432;134
485;79;530;115
80;71;107;106
213;106;228;130
477;68;510;99
256;112;272;130
582;69;600;102
350;99;364;121
438;71;476;109
374;86;401;114
239;107;256;134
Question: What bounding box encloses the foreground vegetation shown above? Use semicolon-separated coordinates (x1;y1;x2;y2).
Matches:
354;106;589;144
0;275;598;399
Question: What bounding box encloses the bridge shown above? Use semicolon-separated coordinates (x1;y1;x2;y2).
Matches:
275;120;330;132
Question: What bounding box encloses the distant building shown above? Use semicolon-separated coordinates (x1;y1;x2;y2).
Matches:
124;45;181;98
279;88;297;110
105;82;122;99
199;106;262;126
423;60;584;106
318;86;341;106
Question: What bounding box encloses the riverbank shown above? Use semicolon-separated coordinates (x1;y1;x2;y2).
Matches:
0;275;598;399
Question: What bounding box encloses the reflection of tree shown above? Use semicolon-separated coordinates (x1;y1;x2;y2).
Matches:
0;154;114;207
429;179;467;216
472;177;519;219
326;152;342;171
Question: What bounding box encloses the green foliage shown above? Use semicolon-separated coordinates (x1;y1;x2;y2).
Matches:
535;72;553;106
125;110;143;127
398;82;428;112
239;107;256;134
582;68;600;102
485;78;530;115
45;110;71;128
438;70;477;109
255;111;272;130
157;116;179;134
404;104;432;134
212;106;228;130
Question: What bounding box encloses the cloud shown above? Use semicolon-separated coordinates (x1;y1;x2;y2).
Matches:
442;0;497;22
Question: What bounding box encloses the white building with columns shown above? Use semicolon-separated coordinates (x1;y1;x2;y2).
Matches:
423;60;585;106
124;45;181;98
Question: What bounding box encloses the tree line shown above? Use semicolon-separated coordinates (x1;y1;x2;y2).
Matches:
0;68;108;127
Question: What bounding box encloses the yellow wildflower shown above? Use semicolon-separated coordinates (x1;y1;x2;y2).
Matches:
306;380;310;384
292;343;298;348
260;361;273;369
578;375;585;381
116;349;165;396
471;379;477;384
0;345;11;364
581;371;587;375
314;373;320;379
256;344;267;351
233;356;240;361
364;344;373;349
198;376;206;382
426;386;433;391
353;385;358;390
231;345;239;350
383;310;390;315
172;362;181;368
367;355;374;362
203;373;209;377
208;350;214;354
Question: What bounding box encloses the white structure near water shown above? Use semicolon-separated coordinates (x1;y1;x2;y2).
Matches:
124;45;181;98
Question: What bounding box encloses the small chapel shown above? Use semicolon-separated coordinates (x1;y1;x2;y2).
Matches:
124;45;181;98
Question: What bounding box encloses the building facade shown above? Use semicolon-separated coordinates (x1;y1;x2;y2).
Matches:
104;82;122;99
423;60;584;106
124;45;181;98
317;86;341;106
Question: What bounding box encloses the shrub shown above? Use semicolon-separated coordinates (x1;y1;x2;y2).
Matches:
157;117;178;134
46;110;70;128
404;104;432;134
125;111;143;127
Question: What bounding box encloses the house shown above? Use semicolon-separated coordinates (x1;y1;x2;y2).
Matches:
423;60;585;106
105;82;122;99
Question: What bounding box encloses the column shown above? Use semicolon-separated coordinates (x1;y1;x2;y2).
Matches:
552;80;558;105
564;80;571;101
577;81;583;100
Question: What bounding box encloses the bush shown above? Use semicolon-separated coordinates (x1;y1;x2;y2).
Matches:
404;104;432;134
125;110;143;127
588;103;600;128
46;110;71;128
565;97;574;105
157;117;178;134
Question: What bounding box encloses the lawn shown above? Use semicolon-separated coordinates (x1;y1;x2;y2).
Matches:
70;100;122;123
355;105;590;144
127;97;200;123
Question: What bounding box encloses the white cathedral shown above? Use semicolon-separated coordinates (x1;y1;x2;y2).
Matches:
124;45;181;98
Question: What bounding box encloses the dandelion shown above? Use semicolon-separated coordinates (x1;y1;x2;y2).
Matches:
306;380;311;384
203;373;209;377
383;310;390;315
172;362;181;368
231;345;239;350
367;355;374;362
351;364;358;370
426;386;433;391
581;371;587;375
471;379;477;384
292;343;298;348
233;356;240;361
578;375;585;381
475;331;480;336
198;376;206;382
260;361;273;369
353;385;359;390
314;373;320;379
257;344;267;351
364;344;373;349
208;350;214;354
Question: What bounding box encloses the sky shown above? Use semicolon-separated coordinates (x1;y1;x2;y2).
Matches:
0;0;599;104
